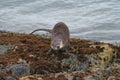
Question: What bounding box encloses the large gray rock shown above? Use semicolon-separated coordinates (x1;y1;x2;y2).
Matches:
7;64;30;78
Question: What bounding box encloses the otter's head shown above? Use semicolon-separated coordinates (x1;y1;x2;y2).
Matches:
50;38;64;50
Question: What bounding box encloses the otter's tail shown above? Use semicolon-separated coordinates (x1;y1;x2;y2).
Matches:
30;29;52;34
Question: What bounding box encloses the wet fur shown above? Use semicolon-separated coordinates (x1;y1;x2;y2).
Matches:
30;22;70;53
51;22;70;50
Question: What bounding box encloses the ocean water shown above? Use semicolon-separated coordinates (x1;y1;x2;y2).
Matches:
0;0;120;44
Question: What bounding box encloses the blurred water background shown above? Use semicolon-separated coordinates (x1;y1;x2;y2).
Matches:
0;0;120;44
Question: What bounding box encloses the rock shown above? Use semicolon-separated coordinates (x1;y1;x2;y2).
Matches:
0;31;120;80
0;76;16;80
79;60;89;71
53;72;74;80
0;68;6;73
84;75;100;80
61;54;80;72
19;75;43;80
107;76;115;80
0;77;5;80
88;44;116;71
0;44;15;54
7;64;30;78
5;76;16;80
0;64;6;73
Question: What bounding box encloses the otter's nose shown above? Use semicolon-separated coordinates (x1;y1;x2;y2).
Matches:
57;46;60;49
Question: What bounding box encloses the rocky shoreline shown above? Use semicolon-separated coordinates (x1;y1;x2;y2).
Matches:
0;31;120;80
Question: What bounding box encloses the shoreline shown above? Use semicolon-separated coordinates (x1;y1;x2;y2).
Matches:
0;31;120;80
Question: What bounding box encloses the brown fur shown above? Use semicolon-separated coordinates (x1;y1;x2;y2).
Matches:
30;22;70;53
